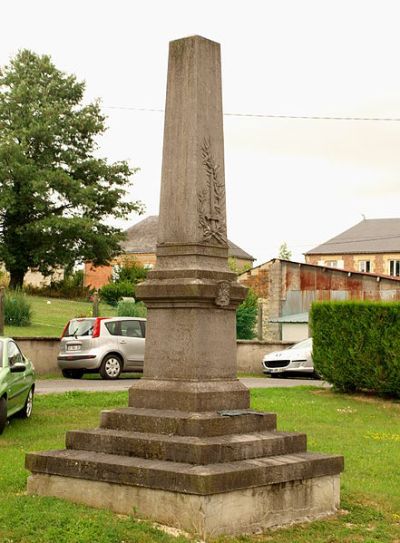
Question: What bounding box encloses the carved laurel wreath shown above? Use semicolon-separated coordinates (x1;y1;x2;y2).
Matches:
198;138;227;245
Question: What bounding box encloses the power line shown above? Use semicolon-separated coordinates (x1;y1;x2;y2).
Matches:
103;105;400;122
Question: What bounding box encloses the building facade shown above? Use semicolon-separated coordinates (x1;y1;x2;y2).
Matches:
305;218;400;276
238;258;400;341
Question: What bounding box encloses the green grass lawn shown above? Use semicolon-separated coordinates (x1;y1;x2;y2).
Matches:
4;295;117;337
0;388;399;543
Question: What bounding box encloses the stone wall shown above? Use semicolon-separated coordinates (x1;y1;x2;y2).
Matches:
16;337;289;376
16;337;62;375
237;340;294;374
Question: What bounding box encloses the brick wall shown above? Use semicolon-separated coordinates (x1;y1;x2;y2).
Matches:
305;253;400;276
84;263;112;289
84;253;158;289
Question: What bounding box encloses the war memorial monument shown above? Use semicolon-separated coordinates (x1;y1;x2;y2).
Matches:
26;35;343;538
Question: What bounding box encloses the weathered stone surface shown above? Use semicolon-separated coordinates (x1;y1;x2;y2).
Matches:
129;379;249;411
26;449;343;495
135;309;242;383
100;407;277;436
66;428;307;464
27;473;340;537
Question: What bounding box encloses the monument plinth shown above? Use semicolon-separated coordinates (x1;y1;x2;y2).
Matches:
26;36;343;538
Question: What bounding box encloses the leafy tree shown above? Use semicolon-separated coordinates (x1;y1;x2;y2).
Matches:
0;50;143;288
228;257;252;275
278;242;292;260
113;258;148;284
236;288;258;340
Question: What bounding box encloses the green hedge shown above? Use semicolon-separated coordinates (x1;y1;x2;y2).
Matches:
236;288;258;340
310;301;400;397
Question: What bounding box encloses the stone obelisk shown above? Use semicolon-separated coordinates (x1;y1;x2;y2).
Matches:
130;35;249;412
26;36;343;538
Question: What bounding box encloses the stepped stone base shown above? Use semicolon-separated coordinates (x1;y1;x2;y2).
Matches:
26;406;343;537
27;473;340;537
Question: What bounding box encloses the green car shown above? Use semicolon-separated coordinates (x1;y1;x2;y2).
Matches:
0;337;35;434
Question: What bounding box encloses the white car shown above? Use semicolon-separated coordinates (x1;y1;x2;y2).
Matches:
262;338;316;377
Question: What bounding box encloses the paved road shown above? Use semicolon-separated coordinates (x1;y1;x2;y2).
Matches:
35;376;328;395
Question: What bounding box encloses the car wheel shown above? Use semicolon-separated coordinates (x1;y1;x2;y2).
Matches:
100;354;122;380
62;369;84;379
0;397;7;435
17;387;34;419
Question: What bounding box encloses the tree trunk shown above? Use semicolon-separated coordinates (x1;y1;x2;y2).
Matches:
8;269;26;290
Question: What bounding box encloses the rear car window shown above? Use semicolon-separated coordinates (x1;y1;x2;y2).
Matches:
64;319;96;337
120;320;143;338
105;321;120;336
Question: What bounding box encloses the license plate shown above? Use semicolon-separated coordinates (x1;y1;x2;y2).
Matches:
269;368;282;373
67;345;81;352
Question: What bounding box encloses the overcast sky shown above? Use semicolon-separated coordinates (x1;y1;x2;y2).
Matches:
2;0;400;264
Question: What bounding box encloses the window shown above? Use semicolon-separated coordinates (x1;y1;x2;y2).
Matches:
105;321;119;336
7;341;23;366
389;260;400;276
65;318;95;337
325;260;337;268
120;320;143;338
359;260;371;273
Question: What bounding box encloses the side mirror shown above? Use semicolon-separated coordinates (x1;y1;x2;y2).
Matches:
10;363;26;373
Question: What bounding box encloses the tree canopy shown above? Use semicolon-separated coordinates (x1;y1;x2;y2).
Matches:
0;50;143;288
278;242;292;260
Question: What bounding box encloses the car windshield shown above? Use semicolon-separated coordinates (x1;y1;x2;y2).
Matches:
290;338;312;350
65;319;96;337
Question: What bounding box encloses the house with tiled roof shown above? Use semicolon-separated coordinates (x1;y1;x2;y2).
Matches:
84;216;254;289
305;218;400;276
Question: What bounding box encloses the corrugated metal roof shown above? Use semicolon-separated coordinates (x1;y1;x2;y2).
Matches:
120;216;255;261
305;218;400;255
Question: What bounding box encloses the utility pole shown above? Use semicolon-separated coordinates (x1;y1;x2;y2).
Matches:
0;287;5;336
92;290;99;317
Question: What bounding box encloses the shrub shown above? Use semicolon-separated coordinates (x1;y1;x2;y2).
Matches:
310;300;400;398
117;300;147;318
4;290;32;326
99;281;135;307
236;288;258;340
114;259;148;284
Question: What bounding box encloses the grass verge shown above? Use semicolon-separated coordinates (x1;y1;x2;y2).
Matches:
0;388;399;542
4;295;117;337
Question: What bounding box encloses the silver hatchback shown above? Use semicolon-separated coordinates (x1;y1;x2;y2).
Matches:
57;317;146;380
